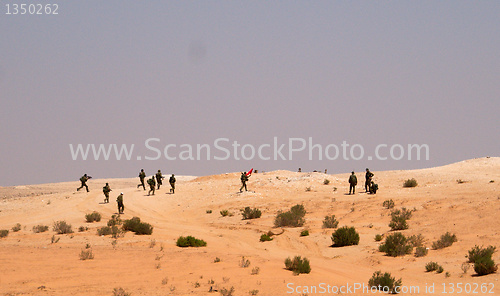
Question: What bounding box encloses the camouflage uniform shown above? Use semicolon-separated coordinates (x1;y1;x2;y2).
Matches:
103;183;111;203
116;193;124;214
147;176;156;196
77;174;90;192
240;172;249;192
348;172;357;194
365;169;374;192
156;170;164;190
369;182;379;194
137;169;146;190
169;174;176;194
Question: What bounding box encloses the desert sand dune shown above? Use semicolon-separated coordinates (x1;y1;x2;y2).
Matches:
0;158;499;295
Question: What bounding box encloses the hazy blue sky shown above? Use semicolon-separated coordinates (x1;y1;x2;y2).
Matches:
1;1;498;186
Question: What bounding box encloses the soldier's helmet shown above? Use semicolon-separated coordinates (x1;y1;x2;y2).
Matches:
172;174;175;176
84;174;87;177
158;169;161;172
120;192;123;195
366;168;369;171
106;182;108;185
352;171;355;174
141;169;144;172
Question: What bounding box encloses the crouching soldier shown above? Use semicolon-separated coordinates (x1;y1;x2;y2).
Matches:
369;181;379;194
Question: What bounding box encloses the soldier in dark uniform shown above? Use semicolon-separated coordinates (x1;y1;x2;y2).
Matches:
240;172;249;192
348;171;357;195
103;183;111;203
147;176;156;196
77;174;91;192
169;174;176;194
137;169;146;190
156;170;164;190
116;192;124;214
365;168;374;192
369;181;379;194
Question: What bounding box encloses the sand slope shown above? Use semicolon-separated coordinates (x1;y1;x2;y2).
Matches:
0;158;499;295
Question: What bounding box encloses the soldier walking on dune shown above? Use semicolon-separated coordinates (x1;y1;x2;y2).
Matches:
137;169;146;190
77;174;91;192
103;182;111;203
116;192;124;214
169;174;176;194
240;172;250;192
348;171;357;195
365;168;374;192
147;176;156;196
156;170;164;190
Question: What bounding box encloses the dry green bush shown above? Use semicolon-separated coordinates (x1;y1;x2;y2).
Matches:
33;225;49;233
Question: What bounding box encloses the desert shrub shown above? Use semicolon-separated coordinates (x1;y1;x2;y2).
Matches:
53;220;73;234
0;230;9;238
322;215;339;229
11;223;21;232
466;245;497;276
97;225;122;238
391;208;413;220
403;178;418;188
467;245;496;263
85;211;101;222
389;208;412;231
437;265;444;273
249;289;259;295
407;234;425;248
274;204;306;227
220;210;230;217
206;210;212;214
107;215;122;227
284;256;311;274
78;226;88;232
432;232;457;250
331;226;359;247
239;256;251;268
323;179;330;185
389;216;408;231
368;271;402;294
305;186;312;192
375;234;383;242
260;233;273;242
379;232;413;257
251;267;260;275
241;207;262;219
79;248;94;260
425;262;441;272
122;217;153;235
474;256;498;276
219;286;235;296
300;230;309;237
383;199;395;209
176;236;207;247
415;246;428;257
113;287;131;296
33;225;49;233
